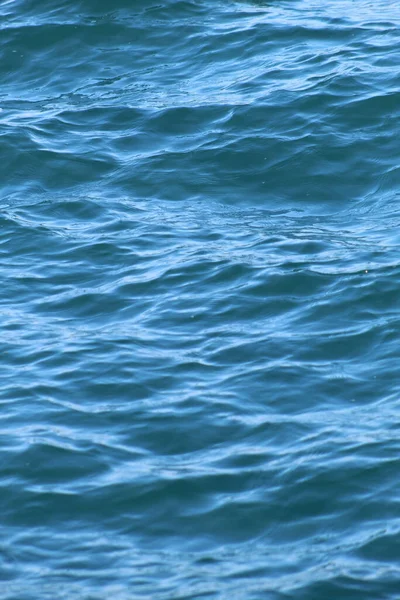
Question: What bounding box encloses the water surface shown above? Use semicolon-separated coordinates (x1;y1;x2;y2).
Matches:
1;1;400;598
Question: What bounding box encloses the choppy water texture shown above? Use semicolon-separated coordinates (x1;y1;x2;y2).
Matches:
1;0;400;598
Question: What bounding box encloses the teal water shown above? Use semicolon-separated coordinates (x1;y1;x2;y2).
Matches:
1;1;400;598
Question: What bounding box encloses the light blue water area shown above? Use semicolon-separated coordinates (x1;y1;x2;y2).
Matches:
1;1;400;598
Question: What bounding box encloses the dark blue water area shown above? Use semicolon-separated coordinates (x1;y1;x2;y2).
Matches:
1;1;400;598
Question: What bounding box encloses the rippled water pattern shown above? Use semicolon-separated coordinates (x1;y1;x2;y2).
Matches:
1;0;400;598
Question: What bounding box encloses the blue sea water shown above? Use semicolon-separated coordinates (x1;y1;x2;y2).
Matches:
1;0;400;598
